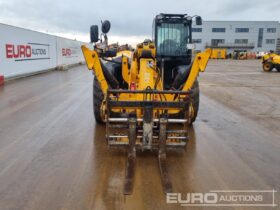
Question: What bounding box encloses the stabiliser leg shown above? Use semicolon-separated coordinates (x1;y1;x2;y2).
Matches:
158;118;173;194
124;117;137;195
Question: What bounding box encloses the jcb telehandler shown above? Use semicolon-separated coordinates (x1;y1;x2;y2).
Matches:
81;14;211;195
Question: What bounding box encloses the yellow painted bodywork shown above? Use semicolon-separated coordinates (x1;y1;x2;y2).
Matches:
81;45;108;95
121;56;130;84
273;55;280;63
183;48;211;91
138;59;155;90
117;50;133;58
263;53;280;64
210;49;226;59
81;43;211;117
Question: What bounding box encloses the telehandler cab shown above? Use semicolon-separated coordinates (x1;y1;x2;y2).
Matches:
81;14;211;194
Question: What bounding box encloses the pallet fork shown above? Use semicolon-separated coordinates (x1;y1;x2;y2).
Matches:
106;89;190;194
123;116;173;194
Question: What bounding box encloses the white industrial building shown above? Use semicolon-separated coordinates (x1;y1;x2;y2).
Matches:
192;21;280;54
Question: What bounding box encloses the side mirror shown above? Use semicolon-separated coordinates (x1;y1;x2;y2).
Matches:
195;16;202;25
90;25;99;43
101;20;111;34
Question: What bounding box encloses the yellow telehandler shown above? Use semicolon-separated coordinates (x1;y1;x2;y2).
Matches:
81;14;211;194
262;51;280;72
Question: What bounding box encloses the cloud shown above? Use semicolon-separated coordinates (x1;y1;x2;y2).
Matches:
0;0;279;44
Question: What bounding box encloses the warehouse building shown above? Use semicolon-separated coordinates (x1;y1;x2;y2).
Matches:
192;21;280;54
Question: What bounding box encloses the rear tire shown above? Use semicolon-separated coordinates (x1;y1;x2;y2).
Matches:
93;77;105;124
263;62;273;72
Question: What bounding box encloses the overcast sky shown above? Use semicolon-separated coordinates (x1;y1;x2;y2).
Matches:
1;0;280;45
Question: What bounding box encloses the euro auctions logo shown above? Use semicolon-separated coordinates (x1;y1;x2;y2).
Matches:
62;47;78;58
167;190;278;207
5;43;50;61
62;48;72;56
6;44;32;58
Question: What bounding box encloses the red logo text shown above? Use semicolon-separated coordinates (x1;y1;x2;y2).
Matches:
62;48;72;56
6;44;32;58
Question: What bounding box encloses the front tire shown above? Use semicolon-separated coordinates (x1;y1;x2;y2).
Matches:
263;62;273;72
170;80;200;124
190;80;199;124
93;77;105;124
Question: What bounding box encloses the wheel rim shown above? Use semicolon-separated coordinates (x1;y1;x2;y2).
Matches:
100;100;106;122
263;63;271;71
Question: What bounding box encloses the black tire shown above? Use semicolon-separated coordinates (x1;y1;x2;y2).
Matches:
93;77;105;124
190;80;199;124
263;62;273;72
169;80;199;124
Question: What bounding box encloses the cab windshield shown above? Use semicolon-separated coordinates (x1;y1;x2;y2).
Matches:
156;23;189;57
